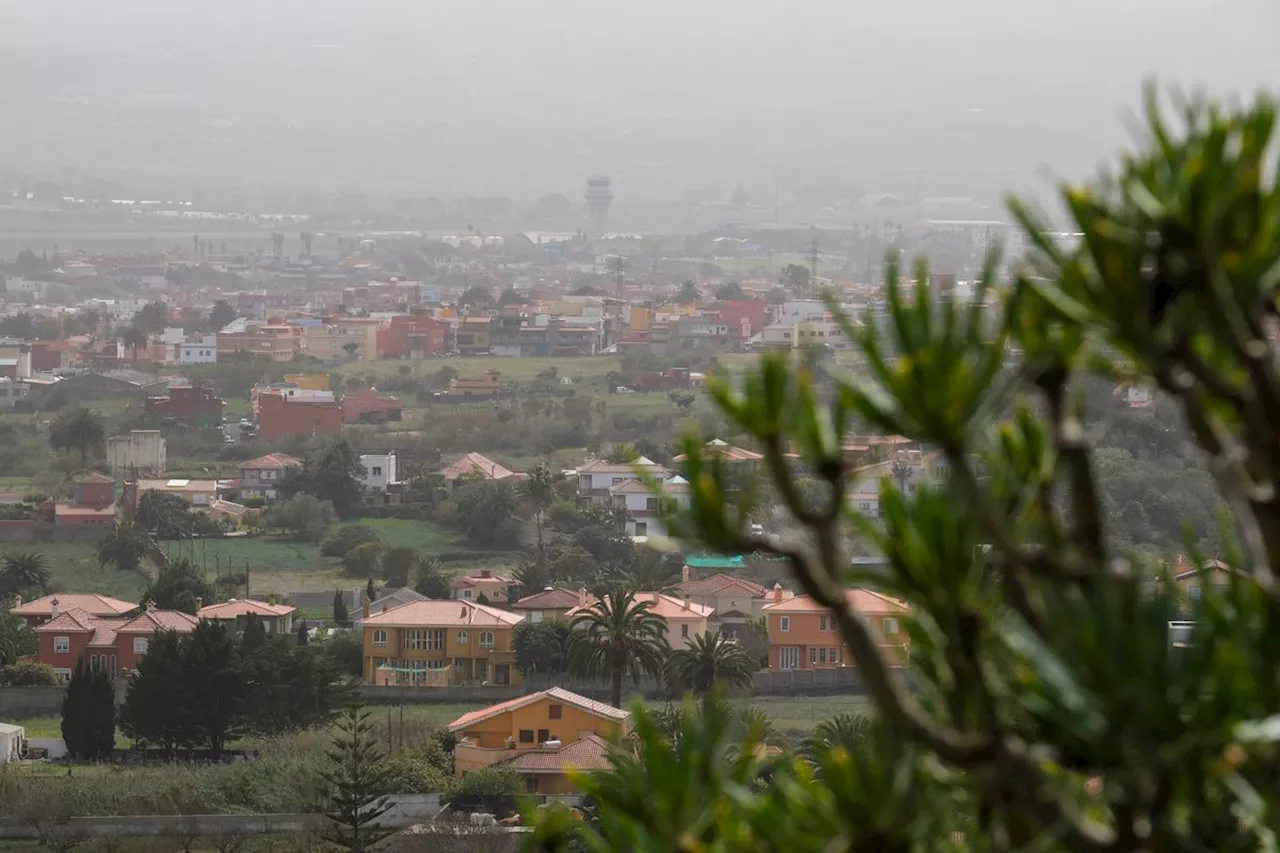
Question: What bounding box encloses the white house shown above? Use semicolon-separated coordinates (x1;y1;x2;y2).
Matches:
359;452;399;493
608;474;691;541
0;378;30;410
0;722;25;764
179;335;218;364
575;457;667;504
106;430;167;476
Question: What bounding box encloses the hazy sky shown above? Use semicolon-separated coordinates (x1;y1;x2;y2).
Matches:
2;0;1277;202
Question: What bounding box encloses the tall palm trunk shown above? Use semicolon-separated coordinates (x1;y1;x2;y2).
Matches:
611;648;625;708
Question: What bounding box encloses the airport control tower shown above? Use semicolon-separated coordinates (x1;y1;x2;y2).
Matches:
585;175;614;238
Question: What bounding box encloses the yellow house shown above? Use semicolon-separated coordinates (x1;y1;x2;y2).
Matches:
448;687;630;794
360;599;524;687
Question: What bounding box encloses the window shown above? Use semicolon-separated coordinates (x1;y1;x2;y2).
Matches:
549;704;562;720
402;630;445;650
611;477;626;485
819;648;827;663
456;630;469;645
525;777;540;794
479;631;494;649
529;611;543;623
537;729;550;743
882;618;900;636
819;615;827;632
519;729;535;743
476;661;488;680
134;637;149;654
645;497;659;511
372;467;382;476
635;522;647;536
780;616;790;632
372;630;388;647
54;636;70;654
680;624;688;639
454;659;465;672
809;647;817;665
462;590;473;599
830;648;839;663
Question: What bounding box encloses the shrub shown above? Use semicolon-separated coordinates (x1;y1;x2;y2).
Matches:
322;524;382;558
0;660;58;685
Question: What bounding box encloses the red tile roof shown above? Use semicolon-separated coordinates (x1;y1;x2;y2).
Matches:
13;594;137;619
447;687;629;732
674;574;769;598
197;598;295;619
240;453;302;470
761;590;908;614
361;599;523;628
567;592;714;621
512;587;585;611
504;733;614;773
439;452;519;482
116;609;199;633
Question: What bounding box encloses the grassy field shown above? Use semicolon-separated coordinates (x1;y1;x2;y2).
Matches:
25;519;503;601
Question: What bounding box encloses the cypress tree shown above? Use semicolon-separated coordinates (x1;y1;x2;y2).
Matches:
333;590;350;627
240;613;267;654
61;656;116;761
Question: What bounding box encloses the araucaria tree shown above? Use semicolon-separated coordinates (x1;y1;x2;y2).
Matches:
533;91;1280;851
568;587;668;708
321;706;393;853
61;656;116;760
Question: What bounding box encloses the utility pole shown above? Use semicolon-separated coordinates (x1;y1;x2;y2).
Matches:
608;255;626;302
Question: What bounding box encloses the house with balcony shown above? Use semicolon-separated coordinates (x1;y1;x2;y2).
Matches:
196;598;296;635
360;598;524;687
32;602;197;680
447;687;628;793
238;453;302;502
761;587;909;670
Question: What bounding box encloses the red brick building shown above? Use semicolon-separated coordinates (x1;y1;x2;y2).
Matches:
146;386;224;425
374;314;449;359
342;387;403;424
256;391;344;442
713;298;770;342
33;603;197;680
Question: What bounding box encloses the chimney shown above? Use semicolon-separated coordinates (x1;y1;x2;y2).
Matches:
146;601;155;612
13;594;21;609
681;563;690;583
682;592;691;610
480;570;492;579
195;597;203;612
578;588;588;607
772;583;784;603
50;597;59;618
382;601;390;613
361;595;371;620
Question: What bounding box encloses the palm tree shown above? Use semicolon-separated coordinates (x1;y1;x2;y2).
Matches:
48;407;106;469
96;518;151;572
0;614;35;667
675;280;701;304
121;325;148;363
0;552;51;598
665;631;759;696
889;459;915;493
627;550;682;591
522;462;557;567
569;588;669;708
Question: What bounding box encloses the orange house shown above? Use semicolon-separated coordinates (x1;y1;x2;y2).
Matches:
760;588;909;670
360;598;524;686
447;687;629;794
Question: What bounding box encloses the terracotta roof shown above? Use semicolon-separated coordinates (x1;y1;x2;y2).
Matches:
674;574;769;598
33;608;102;633
116;609;199;633
577;458;666;476
513;587;584;611
240;453;302;470
361;599;523;629
451;573;515;589
447;687;629;732
567;592;714;621
503;734;614;773
197;598;296;619
673;439;763;463
440;452;518;482
14;594;137;619
761;590;908;615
